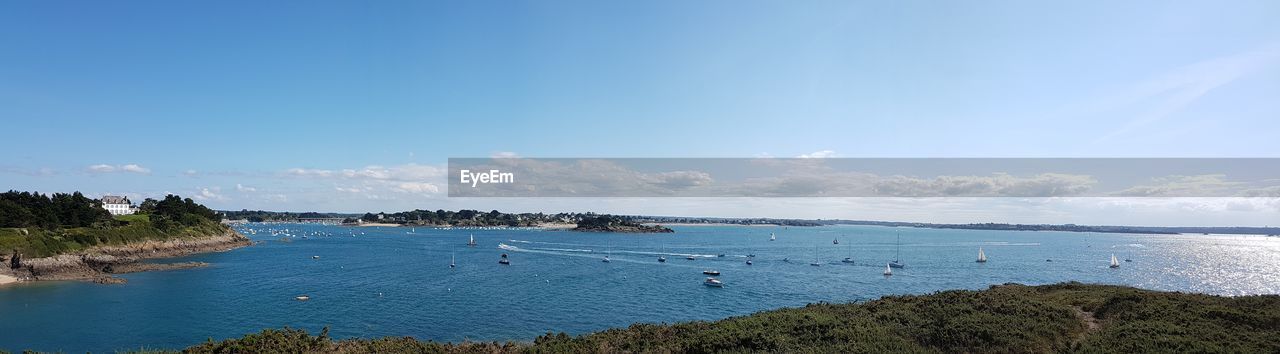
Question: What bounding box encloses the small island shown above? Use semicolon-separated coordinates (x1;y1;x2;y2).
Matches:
572;215;674;233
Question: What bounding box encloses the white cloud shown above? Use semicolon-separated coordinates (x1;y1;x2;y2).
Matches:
236;183;257;192
797;150;837;158
88;164;117;173
121;164;151;174
1090;44;1280;143
183;169;198;177
1113;174;1244;197
87;164;151;174
335;186;363;193
491;151;520;158
394;182;440;194
1;167;56;176
286;168;335;178
285;163;443;182
872;173;1098;197
192;187;227;201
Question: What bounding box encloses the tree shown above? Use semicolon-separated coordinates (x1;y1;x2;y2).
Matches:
138;198;159;214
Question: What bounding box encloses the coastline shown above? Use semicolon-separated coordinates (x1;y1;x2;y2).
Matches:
3;228;251;285
654;222;783;227
352;222;579;229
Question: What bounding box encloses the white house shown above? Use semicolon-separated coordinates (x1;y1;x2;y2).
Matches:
101;195;136;215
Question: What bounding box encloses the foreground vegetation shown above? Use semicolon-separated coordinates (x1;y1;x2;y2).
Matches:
67;283;1274;353
1;192;225;258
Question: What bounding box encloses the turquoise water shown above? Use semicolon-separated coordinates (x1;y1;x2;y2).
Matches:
3;224;1279;352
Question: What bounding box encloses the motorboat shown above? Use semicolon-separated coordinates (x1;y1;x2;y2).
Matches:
703;277;724;287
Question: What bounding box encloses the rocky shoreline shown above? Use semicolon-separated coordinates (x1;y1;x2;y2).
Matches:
1;229;250;285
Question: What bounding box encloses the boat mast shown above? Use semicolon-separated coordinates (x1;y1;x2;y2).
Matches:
895;233;901;263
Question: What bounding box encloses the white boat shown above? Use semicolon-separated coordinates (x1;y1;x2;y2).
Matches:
883;263;893;276
468;234;477;246
976;248;987;263
602;255;611;263
769;232;776;241
833;237;839;245
295;295;311;301
703;277;724;287
1109;254;1120;268
746;259;753;265
703;270;720;275
450;254;456;268
658;256;666;263
499;253;510;265
810;246;821;266
686;256;696;260
312;255;320;259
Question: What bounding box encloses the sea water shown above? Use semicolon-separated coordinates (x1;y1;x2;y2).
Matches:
2;224;1278;352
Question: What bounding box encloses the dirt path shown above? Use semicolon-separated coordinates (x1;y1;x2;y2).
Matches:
1071;306;1101;346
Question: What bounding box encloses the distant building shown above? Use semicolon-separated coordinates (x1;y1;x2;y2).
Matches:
101;195;136;215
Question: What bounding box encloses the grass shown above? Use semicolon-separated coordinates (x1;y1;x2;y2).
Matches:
91;282;1278;353
0;215;227;258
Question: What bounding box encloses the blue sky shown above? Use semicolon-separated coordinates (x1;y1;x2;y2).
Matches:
2;1;1278;225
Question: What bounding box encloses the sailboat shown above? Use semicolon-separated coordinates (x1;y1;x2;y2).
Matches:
810;246;821;266
602;244;611;263
658;244;666;262
833;236;839;245
449;254;456;268
467;234;477;247
889;234;905;268
769;232;776;241
1109;254;1120;268
976;248;987;263
841;238;855;263
883;263;893;276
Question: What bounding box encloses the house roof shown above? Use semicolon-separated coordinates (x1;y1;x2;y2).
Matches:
101;195;131;205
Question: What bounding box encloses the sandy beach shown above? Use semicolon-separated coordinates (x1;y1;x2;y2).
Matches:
0;273;18;286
